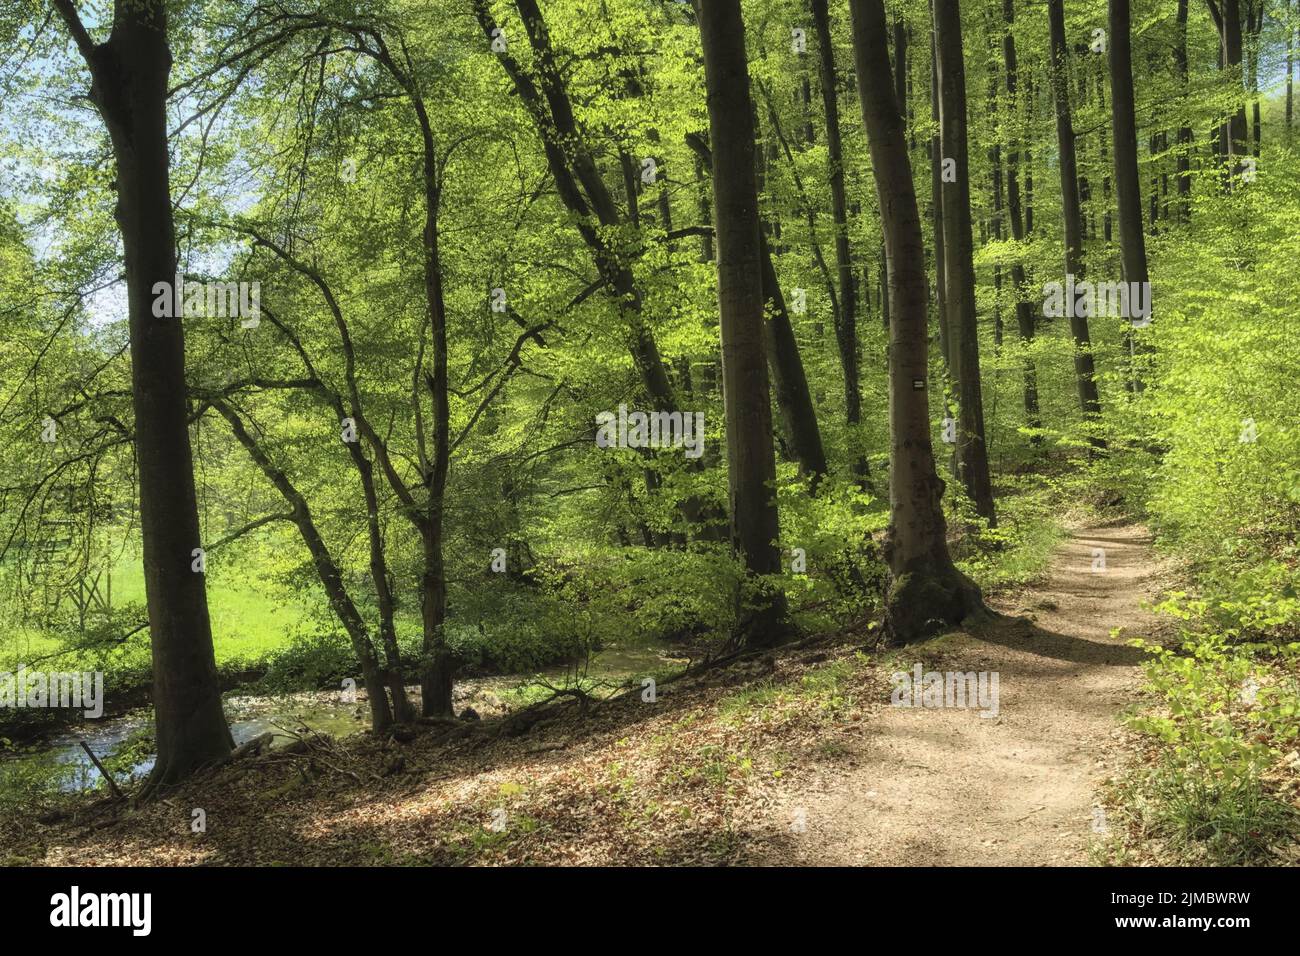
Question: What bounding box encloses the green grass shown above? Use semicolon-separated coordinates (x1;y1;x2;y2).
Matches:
1;544;318;675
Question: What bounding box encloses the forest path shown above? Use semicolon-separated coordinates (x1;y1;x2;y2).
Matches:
772;522;1171;866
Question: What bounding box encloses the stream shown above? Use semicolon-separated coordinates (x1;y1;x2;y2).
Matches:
3;644;682;794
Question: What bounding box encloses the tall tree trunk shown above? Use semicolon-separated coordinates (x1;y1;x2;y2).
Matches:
1047;0;1104;432
1248;2;1262;156
1025;75;1036;235
928;9;949;368
1110;0;1151;394
52;0;232;789
1001;0;1042;440
688;133;829;486
1095;68;1113;243
934;0;996;526
1288;0;1294;133
988;62;1005;350
1220;0;1250;169
1175;0;1194;218
848;0;984;645
812;0;869;486
697;0;792;648
411;90;455;719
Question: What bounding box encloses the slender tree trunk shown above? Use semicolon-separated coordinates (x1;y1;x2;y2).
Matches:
812;0;869;486
214;401;393;732
1025;75;1035;235
1110;0;1151;394
52;0;232;789
988;63;1005;350
473;0;725;541
934;0;996;526
848;0;984;645
1288;0;1294;133
928;9;948;368
1002;0;1042;440
689;133;828;486
354;449;414;722
697;0;792;648
1047;0;1104;432
1221;0;1250;169
1249;3;1262;156
1176;0;1194;218
1095;69;1113;243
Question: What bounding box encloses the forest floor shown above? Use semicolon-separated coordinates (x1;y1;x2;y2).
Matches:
3;520;1176;866
759;520;1169;865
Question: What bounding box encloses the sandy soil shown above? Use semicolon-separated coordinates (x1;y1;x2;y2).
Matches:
764;522;1172;866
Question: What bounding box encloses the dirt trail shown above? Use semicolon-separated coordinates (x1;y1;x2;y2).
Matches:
775;522;1172;866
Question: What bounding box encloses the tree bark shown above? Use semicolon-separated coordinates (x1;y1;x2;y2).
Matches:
1176;0;1194;218
934;0;996;526
1047;0;1104;432
52;0;232;788
1288;0;1295;133
811;0;869;486
1002;0;1042;439
848;0;984;645
687;133;828;487
928;8;949;369
1217;0;1250;170
1109;0;1151;394
697;0;792;648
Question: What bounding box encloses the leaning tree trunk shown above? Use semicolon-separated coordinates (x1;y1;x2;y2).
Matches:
52;0;232;789
934;0;996;527
472;0;726;542
1047;0;1104;435
1109;0;1151;394
849;0;984;645
697;0;792;649
214;401;394;732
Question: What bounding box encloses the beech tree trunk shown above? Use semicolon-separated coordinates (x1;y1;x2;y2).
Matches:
1220;0;1250;168
688;134;828;486
52;0;233;789
934;0;996;526
848;0;984;645
811;0;869;486
1047;0;1104;431
1109;0;1151;394
1176;0;1193;218
1002;0;1042;439
929;11;949;369
1288;0;1294;133
697;0;792;648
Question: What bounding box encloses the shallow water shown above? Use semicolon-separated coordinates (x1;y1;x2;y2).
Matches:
7;642;684;794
